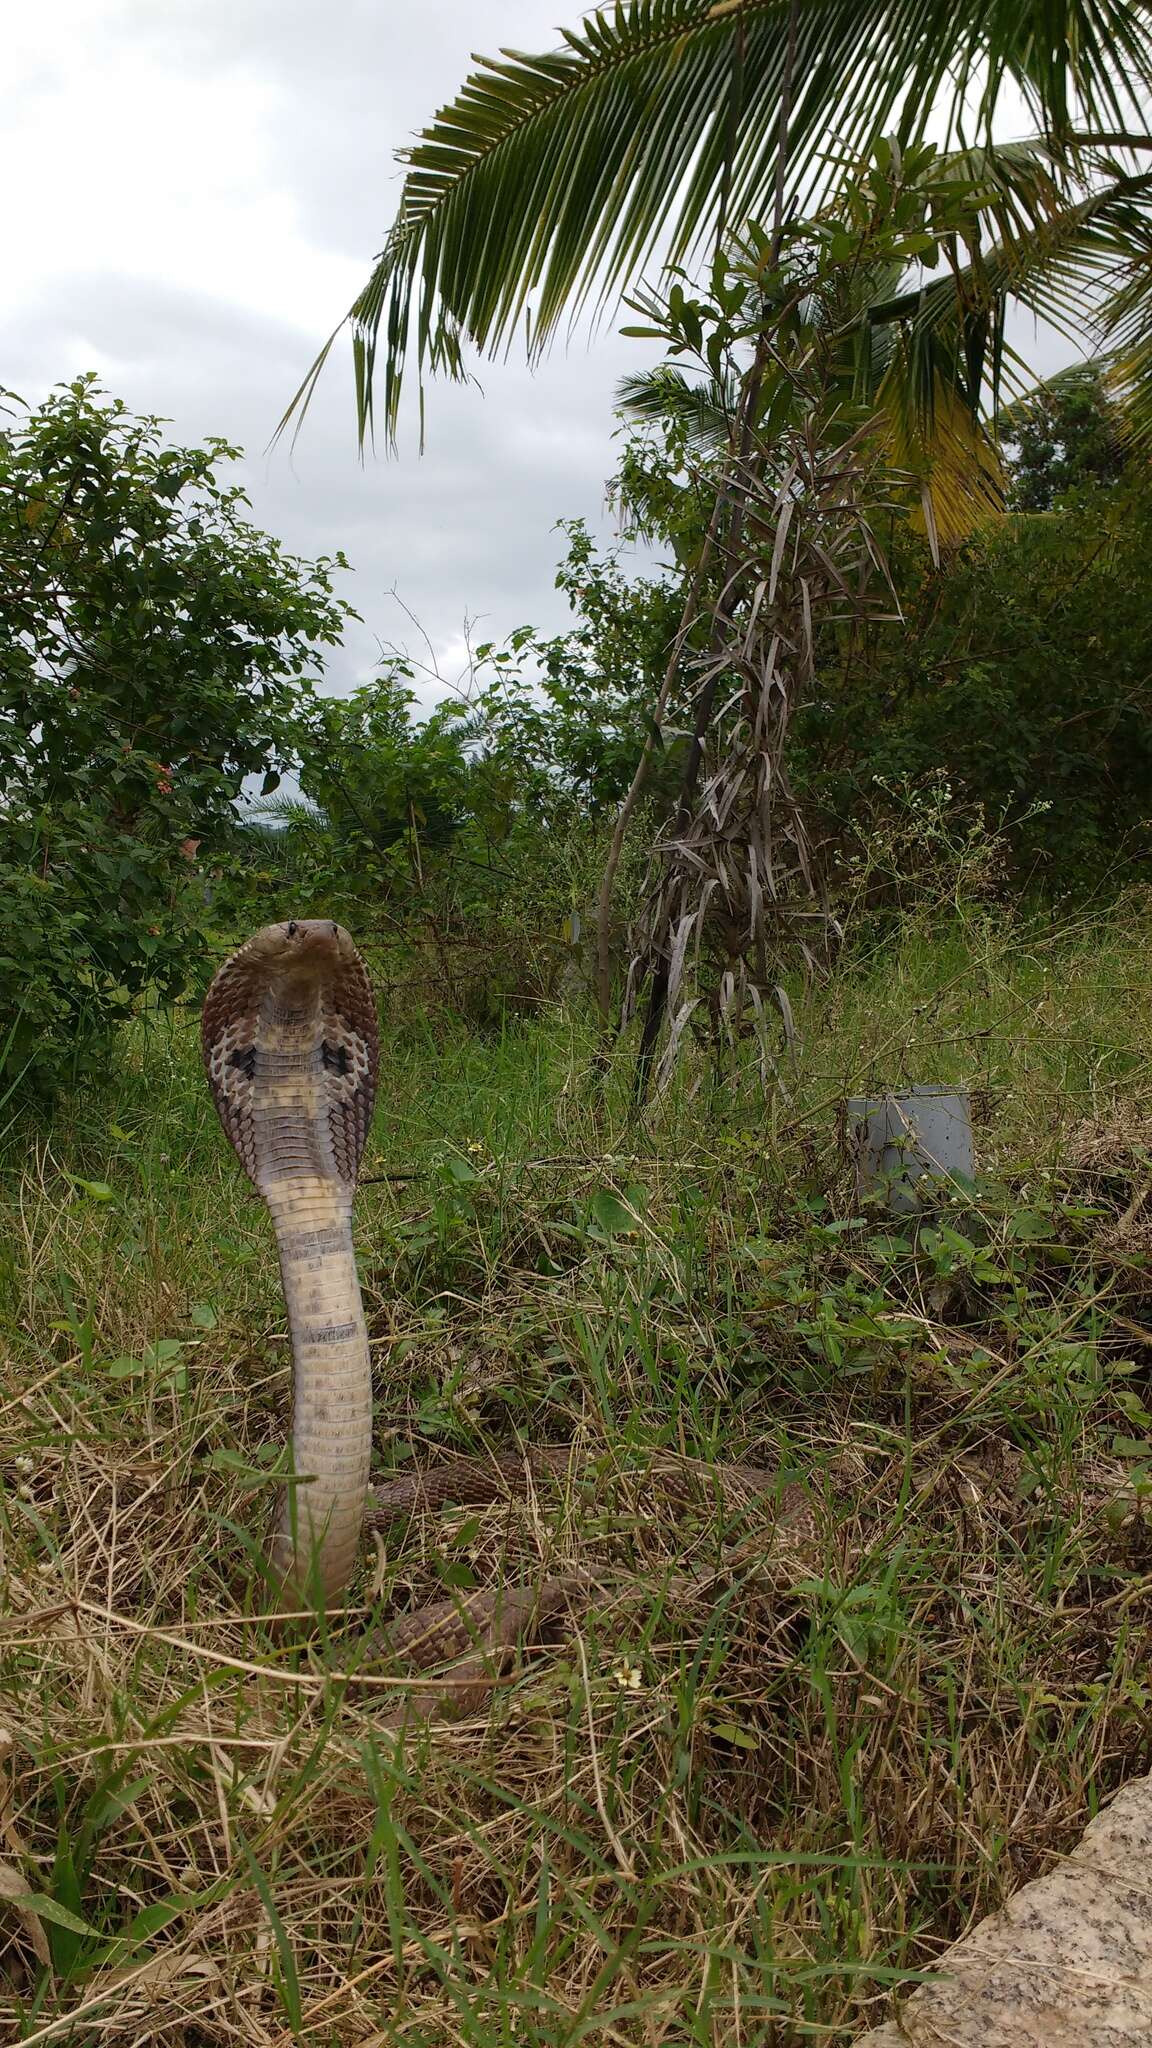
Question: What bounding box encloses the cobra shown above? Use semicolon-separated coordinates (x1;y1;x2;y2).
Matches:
202;918;810;1717
202;918;587;1717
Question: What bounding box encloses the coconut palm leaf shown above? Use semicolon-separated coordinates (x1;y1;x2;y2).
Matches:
1095;201;1152;441
872;163;1152;339
242;792;330;837
281;0;1152;446
836;141;1152;524
616;364;740;448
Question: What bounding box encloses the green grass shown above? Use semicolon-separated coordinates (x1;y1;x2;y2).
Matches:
1;898;1151;2043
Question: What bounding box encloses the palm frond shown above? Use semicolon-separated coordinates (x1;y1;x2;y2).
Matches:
616;364;739;448
996;352;1123;427
242;793;330;836
1095;206;1152;442
867;151;1152;414
877;357;1005;548
281;0;1152;446
847;145;1152;530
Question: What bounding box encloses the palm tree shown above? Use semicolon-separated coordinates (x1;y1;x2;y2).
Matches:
284;0;1152;1079
607;131;1152;537
282;0;1152;449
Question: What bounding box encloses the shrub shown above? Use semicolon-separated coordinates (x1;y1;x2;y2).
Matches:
795;473;1152;901
0;378;350;1091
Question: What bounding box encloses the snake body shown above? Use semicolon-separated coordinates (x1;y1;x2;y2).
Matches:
202;919;592;1720
203;919;378;1606
203;919;811;1717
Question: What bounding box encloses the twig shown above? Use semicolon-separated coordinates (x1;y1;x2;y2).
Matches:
574;1632;637;1880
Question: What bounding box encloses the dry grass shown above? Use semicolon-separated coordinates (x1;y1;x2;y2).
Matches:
2;901;1152;2043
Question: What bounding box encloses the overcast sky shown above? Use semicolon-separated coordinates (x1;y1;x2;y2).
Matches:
5;2;1082;703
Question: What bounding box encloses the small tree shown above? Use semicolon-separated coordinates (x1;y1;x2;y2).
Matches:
0;377;350;1091
604;141;1011;1089
1003;362;1129;512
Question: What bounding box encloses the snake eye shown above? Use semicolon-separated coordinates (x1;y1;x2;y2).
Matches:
287;920;298;938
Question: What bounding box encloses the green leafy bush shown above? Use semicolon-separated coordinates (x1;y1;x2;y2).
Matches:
0;378;349;1091
1002;362;1128;512
228;521;684;1026
795;473;1152;902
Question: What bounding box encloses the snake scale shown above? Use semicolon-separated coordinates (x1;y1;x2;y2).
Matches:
203;919;812;1725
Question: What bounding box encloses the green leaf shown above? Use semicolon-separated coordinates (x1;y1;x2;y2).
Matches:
443;1154;478;1184
237;1835;302;2033
11;1892;95;1938
209;1448;285;1487
84;1776;150;1835
1008;1209;1052;1241
867;1235;915;1261
123;1900;186;1939
707;1720;760;1752
436;1560;479;1590
189;1302;218;1330
1112;1434;1151;1460
80;1898;186;1969
591;1189;637;1235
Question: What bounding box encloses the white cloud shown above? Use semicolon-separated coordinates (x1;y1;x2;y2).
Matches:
2;2;1089;704
2;2;671;693
5;8;356;325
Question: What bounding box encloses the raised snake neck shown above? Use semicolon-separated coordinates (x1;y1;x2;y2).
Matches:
202;920;811;1722
202;919;600;1724
203;918;378;1606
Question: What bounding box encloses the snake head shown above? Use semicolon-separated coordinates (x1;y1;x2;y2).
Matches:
203;918;380;1186
239;918;356;994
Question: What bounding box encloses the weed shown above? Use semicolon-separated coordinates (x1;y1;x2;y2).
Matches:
1;906;1151;2041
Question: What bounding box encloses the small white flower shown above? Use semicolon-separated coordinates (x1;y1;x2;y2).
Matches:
612;1660;642;1691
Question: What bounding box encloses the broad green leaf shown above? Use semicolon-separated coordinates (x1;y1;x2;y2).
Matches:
443;1154;478;1184
708;1719;761;1751
436;1560;479;1591
591;1189;638;1235
15;1892;95;1937
1008;1208;1052;1240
